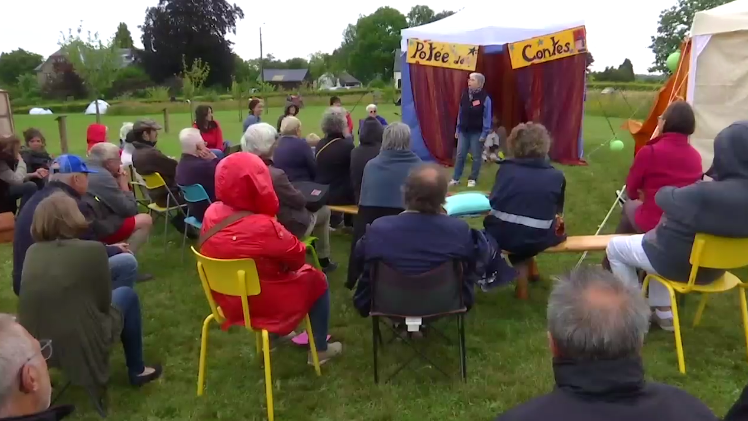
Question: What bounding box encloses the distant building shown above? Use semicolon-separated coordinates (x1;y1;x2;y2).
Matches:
394;49;402;89
262;69;312;91
315;72;362;90
35;48;136;86
338;72;361;88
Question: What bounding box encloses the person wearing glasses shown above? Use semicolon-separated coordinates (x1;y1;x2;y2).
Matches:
0;314;68;420
17;192;162;394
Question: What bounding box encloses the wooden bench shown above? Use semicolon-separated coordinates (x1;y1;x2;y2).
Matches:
327;192;490;216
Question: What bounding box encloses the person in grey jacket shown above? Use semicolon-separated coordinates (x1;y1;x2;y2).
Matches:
85;143;153;254
606;121;748;331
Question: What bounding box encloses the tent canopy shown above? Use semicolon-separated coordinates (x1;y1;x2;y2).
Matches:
692;0;748;36
401;4;584;49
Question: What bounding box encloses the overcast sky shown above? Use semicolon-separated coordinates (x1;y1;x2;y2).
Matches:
2;0;676;74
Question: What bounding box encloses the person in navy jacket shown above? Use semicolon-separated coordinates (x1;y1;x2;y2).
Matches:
483;123;566;284
452;72;492;188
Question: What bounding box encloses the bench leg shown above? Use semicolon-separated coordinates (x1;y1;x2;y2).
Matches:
514;261;530;300
528;258;540;283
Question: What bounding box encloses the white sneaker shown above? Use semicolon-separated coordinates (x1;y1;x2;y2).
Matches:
467;180;476;188
308;341;343;365
652;310;675;332
449;179;459;187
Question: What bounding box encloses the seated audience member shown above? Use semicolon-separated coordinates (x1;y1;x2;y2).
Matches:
346;123;421;289
18;193;162;390
12;155;137;296
86;123;109;154
242;98;264;133
199;152;342;363
276;103;300;132
0;134;47;213
130;119;182;208
351;117;384;203
316;107;356;227
273;116;317;182
484;123;566;283
306;133;321;149
493;267;718;421
330;96;354;135
86;143;153;254
365;104;388;126
354;164;485;316
120;122;135;166
241;123;337;273
21;128;52;190
483;116;507;163
194;105;229;157
0;313;74;420
175;128;219;222
606;121;748;331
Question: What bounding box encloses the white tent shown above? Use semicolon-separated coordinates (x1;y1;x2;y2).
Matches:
84;100;110;115
400;4;584;50
688;0;748;172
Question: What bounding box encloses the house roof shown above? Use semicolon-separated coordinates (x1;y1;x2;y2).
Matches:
262;69;309;82
394;49;402;73
338;71;360;84
35;48;135;72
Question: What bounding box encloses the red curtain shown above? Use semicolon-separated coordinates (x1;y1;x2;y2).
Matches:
410;62;470;165
514;54;587;164
478;52;526;137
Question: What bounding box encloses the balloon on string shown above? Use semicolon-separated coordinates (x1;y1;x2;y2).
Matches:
609;139;624;151
667;51;681;72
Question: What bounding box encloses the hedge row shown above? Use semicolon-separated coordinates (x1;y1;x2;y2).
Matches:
587;81;663;92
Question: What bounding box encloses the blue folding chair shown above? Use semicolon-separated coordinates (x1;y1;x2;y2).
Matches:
178;184;212;261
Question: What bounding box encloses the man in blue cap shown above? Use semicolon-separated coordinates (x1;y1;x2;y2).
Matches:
12;154;139;296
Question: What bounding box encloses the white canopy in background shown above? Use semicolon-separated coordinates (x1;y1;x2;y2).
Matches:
688;0;748;172
28;108;53;115
84;100;110;115
400;4;584;50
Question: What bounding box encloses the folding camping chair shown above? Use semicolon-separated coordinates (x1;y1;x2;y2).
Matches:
127;165;152;210
139;172;186;248
370;260;467;384
178;184;212;261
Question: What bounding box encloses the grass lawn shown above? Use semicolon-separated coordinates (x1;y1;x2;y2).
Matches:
1;106;747;420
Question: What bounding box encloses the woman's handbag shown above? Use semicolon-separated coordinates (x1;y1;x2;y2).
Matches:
292;181;330;213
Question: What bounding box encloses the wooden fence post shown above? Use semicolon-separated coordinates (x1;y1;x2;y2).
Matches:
56;115;68;154
162;108;170;133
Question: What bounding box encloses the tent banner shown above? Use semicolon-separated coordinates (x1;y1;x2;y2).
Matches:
509;26;587;69
406;38;478;71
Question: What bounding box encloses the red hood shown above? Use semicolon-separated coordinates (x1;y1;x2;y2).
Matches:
215;152;279;216
86;124;107;148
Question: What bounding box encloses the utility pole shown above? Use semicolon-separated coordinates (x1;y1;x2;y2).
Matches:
259;26;267;114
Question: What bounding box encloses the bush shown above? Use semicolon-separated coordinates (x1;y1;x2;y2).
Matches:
146;86;170;102
108;66;153;98
587;81;662;92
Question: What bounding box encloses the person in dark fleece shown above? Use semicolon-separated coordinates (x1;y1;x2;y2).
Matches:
494;267;718;421
350;116;384;203
20;128;52;190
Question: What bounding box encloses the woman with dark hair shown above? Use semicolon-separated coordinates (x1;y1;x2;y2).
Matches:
21;128;52;189
242;98;264;132
602;101;703;268
0;134;46;212
276;103;299;132
193;105;229;158
350;117;384;203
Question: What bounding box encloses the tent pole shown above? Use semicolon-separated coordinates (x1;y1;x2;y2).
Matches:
573;185;626;270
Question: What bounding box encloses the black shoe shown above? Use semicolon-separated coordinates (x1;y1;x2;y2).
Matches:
322;261;339;274
129;364;163;387
137;273;154;283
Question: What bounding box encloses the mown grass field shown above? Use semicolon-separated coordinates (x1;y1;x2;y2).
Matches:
1;103;746;421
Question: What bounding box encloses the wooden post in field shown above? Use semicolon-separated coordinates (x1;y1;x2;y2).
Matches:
94;100;101;124
162;108;170;133
56;115;69;154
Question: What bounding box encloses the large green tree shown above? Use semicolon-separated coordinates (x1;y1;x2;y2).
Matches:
342;7;408;84
59;26;121;101
406;5;455;27
0;49;43;87
113;22;134;49
649;0;731;73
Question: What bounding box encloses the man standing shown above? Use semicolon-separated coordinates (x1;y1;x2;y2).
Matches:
0;313;74;420
494;267;718;421
452;72;492;188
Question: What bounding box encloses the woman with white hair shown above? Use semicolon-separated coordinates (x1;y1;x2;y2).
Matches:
120;122;135;166
316;107;356;228
175;128;219;222
242;123;338;273
452;72;492;188
273;116;317;182
365;104;388;126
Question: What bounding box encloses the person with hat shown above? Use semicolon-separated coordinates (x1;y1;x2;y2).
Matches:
128;119;183;209
12;155;138;297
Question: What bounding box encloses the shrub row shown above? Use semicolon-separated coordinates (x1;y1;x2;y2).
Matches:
586;81;663;92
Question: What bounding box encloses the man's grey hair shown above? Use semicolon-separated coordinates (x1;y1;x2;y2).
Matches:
280;116;302;136
0;314;35;409
548;267;651;361
48;173;75;184
119;122;133;142
403;163;448;214
87;143;121;165
321;107;348;136
366;104;377;113
470;72;485;89
179;128;204;155
241;123;277;158
381;122;411;151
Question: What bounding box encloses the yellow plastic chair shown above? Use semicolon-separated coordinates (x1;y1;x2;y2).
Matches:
642;233;748;374
302;236;320;269
192;247;322;421
139;172;186;247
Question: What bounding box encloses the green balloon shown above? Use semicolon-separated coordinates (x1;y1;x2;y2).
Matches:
667;51;681;72
610;139;624;151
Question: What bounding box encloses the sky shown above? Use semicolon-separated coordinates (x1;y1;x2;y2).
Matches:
1;0;677;74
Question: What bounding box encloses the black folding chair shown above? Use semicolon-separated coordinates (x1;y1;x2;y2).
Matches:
370;260;467;384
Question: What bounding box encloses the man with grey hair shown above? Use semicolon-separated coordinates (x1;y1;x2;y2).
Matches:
365;104;388;126
242;123;338;273
86;143;153;256
451;72;492;188
0;314;71;420
175;128;219;222
494;267;718;421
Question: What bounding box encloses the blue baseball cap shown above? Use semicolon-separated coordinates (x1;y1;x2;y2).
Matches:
52;154;98;174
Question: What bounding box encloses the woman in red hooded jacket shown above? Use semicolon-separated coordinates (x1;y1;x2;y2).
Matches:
199;152;342;364
193;105;230;158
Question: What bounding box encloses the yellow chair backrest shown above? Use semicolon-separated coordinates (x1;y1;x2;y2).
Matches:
687;233;748;286
192;247;261;331
140;172;167;190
